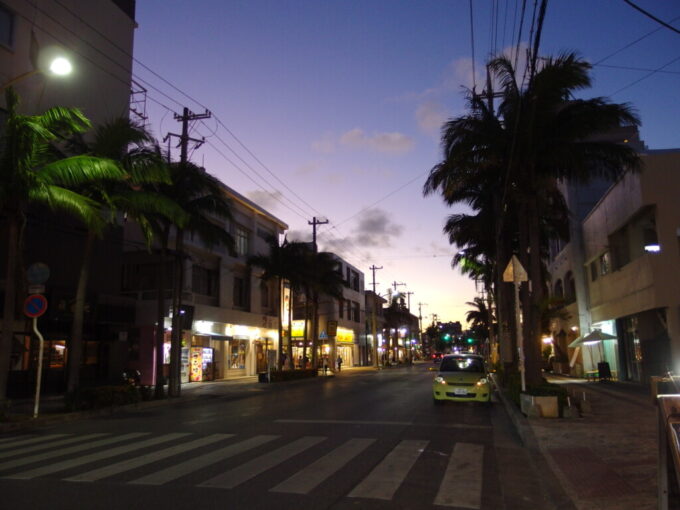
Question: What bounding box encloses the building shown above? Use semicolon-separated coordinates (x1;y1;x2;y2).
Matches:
313;254;365;368
364;290;387;366
580;149;680;383
547;145;680;384
1;0;137;396
122;183;288;384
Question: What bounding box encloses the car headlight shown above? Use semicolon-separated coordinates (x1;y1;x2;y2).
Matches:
476;377;488;386
434;376;446;385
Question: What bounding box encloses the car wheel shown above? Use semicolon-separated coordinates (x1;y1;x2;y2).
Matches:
433;398;444;406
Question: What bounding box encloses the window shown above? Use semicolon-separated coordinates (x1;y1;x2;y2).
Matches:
352;302;361;322
260;280;270;308
338;298;344;319
233;276;250;309
599;252;610;276
565;272;576;304
0;4;14;49
351;270;359;291
235;225;250;256
192;265;218;297
590;261;598;282
554;280;564;299
257;227;274;241
345;266;351;285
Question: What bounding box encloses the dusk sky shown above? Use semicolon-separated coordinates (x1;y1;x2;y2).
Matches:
131;1;680;325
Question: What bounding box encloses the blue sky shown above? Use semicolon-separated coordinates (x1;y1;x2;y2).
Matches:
131;0;680;324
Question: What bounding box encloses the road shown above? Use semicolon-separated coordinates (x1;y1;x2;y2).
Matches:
0;364;563;509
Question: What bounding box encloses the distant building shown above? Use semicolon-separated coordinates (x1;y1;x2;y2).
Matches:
122;183;288;384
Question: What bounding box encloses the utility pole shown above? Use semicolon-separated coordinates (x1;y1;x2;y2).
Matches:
308;217;329;252
164;106;211;398
391;281;405;291
368;265;383;367
418;302;428;355
404;291;414;311
369;265;382;293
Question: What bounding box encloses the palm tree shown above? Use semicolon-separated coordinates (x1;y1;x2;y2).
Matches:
489;52;641;385
0;88;123;402
64;118;185;395
248;238;308;371
155;162;235;397
304;251;345;368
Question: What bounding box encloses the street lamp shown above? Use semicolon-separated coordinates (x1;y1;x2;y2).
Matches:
1;52;73;91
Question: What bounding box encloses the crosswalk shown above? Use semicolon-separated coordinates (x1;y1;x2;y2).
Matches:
0;432;487;508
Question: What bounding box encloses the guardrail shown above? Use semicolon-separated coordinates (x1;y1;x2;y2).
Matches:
657;395;680;509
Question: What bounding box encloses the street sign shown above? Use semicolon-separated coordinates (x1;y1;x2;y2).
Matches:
319;330;328;340
503;255;528;283
24;294;48;318
26;263;50;284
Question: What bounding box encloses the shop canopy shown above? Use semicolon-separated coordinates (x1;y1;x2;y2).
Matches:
568;329;617;348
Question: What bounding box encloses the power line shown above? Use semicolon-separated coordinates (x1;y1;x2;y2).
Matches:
469;0;477;92
610;54;680;96
594;15;680;65
594;63;680;75
622;0;680;36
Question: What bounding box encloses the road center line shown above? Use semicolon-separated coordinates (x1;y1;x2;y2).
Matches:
274;419;490;430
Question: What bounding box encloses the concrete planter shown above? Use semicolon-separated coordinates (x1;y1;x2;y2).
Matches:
520;393;559;418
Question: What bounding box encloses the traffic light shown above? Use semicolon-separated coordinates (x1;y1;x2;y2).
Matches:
444;334;451;341
466;337;474;344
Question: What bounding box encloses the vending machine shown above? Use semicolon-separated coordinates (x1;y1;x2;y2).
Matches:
189;347;214;381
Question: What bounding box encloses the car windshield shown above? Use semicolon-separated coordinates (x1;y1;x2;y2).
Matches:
439;357;484;373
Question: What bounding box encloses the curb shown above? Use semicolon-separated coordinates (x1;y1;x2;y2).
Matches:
491;374;578;510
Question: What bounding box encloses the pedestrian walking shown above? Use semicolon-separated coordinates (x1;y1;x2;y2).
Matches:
337;355;343;371
322;357;329;375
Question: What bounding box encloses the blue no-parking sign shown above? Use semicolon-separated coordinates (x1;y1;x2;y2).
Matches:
24;294;48;318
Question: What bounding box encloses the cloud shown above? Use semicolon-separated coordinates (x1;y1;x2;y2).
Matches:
415;101;449;136
352;208;404;247
339;128;414;154
246;190;284;211
312;129;415;155
295;160;323;176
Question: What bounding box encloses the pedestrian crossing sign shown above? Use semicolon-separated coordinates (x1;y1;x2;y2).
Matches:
320;330;328;340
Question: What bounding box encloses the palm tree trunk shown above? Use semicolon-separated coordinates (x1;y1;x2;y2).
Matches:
169;229;185;397
154;226;170;398
277;278;283;371
0;211;21;403
301;287;310;369
287;287;293;370
525;192;544;386
67;229;96;395
311;294;319;368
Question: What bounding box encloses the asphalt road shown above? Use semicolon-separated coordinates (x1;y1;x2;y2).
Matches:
0;364;561;509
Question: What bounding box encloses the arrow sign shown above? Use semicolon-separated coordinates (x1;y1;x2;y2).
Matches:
24;294;48;318
503;255;528;283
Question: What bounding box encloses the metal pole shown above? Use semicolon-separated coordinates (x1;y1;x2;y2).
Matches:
515;280;526;392
33;316;45;418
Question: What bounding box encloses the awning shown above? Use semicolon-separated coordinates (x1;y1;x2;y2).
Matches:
568;329;617;348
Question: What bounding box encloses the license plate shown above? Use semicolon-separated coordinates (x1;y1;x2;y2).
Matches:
454;388;468;395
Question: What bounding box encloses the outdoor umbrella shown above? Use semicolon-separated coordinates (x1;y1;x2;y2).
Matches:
568;329;617;360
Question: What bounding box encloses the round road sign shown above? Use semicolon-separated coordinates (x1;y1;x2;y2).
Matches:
27;263;50;285
24;294;48;318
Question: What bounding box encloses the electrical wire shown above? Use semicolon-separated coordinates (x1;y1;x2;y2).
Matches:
610;54;680;96
622;0;680;36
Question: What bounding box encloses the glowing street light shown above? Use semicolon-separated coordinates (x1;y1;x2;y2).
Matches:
2;53;73;91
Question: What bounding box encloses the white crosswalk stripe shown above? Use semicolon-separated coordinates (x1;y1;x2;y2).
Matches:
434;442;484;509
64;434;234;482
200;436;325;489
130;434;279;486
0;433;146;472
0;434;69;450
6;433;190;480
348;439;429;500
271;437;375;494
0;432;489;507
0;433;108;458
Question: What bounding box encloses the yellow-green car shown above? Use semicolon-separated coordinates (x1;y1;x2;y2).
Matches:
433;354;491;404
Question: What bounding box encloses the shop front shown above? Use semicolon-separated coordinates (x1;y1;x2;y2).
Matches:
335;327;355;368
163;319;278;382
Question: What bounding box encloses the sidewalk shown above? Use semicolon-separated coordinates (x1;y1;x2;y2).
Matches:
499;373;658;510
